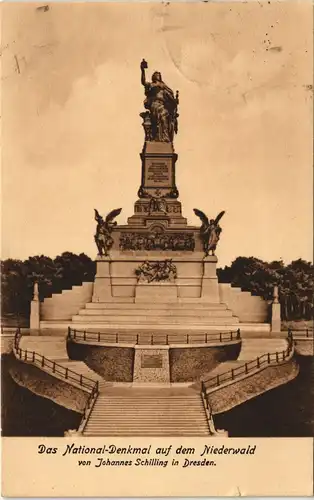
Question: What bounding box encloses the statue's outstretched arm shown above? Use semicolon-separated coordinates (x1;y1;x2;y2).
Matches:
140;59;148;87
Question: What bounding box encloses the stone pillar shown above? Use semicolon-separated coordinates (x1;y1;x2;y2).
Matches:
271;285;281;333
92;257;113;302
200;256;220;303
30;282;40;333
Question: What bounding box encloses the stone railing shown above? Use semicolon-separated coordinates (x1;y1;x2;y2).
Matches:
67;327;241;346
202;331;294;392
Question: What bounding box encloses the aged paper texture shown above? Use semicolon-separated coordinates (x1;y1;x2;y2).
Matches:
1;0;313;497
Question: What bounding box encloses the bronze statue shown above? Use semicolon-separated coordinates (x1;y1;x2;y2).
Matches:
94;208;122;256
136;259;177;283
193;209;226;256
148;189;167;214
140;59;179;143
119;232;195;252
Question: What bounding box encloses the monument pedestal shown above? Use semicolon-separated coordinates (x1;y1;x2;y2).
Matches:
92;257;112;302
127;141;187;228
139;141;178;199
200;256;220;303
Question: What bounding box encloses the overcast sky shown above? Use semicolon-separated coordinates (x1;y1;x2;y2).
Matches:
1;1;313;266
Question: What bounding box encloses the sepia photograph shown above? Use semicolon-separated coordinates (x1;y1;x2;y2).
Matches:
1;0;313;496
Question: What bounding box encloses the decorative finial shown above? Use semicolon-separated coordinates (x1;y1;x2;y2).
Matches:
273;285;279;304
33;281;39;301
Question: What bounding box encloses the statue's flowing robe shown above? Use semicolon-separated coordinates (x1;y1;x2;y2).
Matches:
145;82;177;142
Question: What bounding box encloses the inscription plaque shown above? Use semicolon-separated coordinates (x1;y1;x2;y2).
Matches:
145;160;172;187
141;354;163;369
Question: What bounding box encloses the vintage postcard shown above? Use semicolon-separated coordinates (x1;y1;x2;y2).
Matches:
1;0;313;497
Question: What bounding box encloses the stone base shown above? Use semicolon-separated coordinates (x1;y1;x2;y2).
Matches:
92;257;112;302
135;282;178;303
200;255;220;303
127;199;188;228
133;347;170;383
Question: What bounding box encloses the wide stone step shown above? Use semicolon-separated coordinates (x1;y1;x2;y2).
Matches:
79;308;233;318
97;406;203;410
96;406;203;410
83;429;209;437
85;419;207;426
85;426;209;432
84;431;209;433
94;405;204;409
97;397;202;401
97;397;202;402
72;315;238;325
99;396;202;400
93;401;203;406
91;416;206;421
97;402;203;406
87;412;203;416
85;302;228;310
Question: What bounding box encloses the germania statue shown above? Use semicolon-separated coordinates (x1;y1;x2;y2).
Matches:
140;59;179;143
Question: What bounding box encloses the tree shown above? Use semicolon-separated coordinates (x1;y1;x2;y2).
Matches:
1;253;96;321
217;257;313;321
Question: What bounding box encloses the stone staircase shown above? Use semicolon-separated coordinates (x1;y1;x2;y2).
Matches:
219;283;268;323
41;282;93;321
83;387;210;436
71;301;241;332
19;336;103;383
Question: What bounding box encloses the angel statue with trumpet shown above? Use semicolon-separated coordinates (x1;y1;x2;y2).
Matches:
193;209;226;257
94;208;122;257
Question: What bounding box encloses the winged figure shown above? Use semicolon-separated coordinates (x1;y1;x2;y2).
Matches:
94;208;122;256
193;209;225;256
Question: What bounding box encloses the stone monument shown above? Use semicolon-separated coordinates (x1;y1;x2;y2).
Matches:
72;59;242;334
